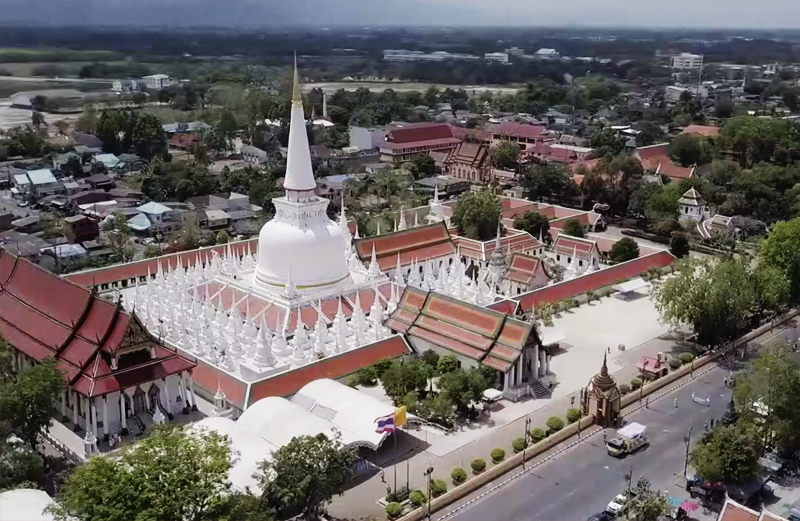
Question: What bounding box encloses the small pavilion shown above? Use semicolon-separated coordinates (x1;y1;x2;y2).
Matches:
583;355;621;427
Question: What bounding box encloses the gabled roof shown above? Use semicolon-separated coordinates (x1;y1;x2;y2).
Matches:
386;288;534;372
0;252;194;396
679;188;706;206
446;142;490;167
492;121;551;140
552;234;601;259
385;123;455;144
354;222;456;271
634;143;694;180
136;201;172;215
503;253;549;285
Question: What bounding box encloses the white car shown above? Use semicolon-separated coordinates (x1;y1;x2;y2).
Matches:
606;494;627;516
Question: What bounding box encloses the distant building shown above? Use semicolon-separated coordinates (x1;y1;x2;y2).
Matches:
505;47;525;56
379;123;461;163
112;78;146;93
349;126;387;151
382;49;480;62
13;169;60;198
242;145;269;166
485;52;509;64
678;188;710;224
444;142;492;183
63;215;99;244
671;52;703;69
143;74;174;90
491;122;555;151
533;48;560;60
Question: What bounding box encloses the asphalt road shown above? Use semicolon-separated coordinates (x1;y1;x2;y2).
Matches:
440;364;737;521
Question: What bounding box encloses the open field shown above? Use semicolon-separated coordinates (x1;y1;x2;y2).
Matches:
0;48;122;63
0;61;133;77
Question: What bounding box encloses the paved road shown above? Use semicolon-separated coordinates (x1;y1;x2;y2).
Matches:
0;191;39;218
440;364;739;521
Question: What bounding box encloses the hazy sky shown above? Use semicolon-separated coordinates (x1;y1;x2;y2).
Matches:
3;0;799;28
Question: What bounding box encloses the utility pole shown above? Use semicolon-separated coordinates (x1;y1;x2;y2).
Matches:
683;422;693;478
522;416;531;469
424;465;434;521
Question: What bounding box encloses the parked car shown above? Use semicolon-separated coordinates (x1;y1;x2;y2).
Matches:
588;512;614;521
606;494;627;516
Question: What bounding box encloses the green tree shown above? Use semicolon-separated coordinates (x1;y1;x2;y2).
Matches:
216;230;230;244
491;141;521;170
105;213;136;263
634;121;665;147
753;263;790;315
513;211;550;241
437;354;459;375
562;218;585;238
51;426;236;521
257;433;356;520
625;477;670;521
521;163;576;203
451;191;501;241
380;361;427;405
0;357;64;450
131;113;168;160
715;99;735;119
669;233;690;258
143;245;162;258
438;368;488;413
588;129;625;157
690;424;759;483
669;134;712;167
652;258;755;345
0;438;45;491
759;217;800;301
411;154;436;179
609;237;640;263
645;184;682;224
62;155;83;178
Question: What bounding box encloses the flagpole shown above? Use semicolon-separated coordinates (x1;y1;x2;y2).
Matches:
394;427;398;496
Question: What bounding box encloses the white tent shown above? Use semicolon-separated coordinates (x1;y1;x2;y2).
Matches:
237;396;341;448
0;489;60;521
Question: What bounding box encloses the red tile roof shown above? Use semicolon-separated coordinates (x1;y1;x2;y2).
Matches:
503;253;548;285
487;299;519;315
681;125;719;137
718;499;759;521
552;234;601;259
634;144;693;180
446;142;490;167
247;335;411;404
451;127;493;143
386;123;455;144
65;239;259;287
354;222;456;271
515;251;675;312
492;122;551;140
169;133;199;149
0;252;195;397
380;137;461;151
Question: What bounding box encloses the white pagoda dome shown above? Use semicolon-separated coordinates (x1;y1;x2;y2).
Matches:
255;58;350;292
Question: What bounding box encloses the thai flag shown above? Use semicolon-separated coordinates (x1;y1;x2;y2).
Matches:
375;413;395;433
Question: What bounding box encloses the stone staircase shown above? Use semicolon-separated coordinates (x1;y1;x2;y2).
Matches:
529;380;551;399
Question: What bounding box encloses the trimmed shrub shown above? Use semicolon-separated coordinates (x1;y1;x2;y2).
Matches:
471;458;486;474
373;359;393;378
431;479;447;498
387;485;410;503
619;383;631;395
357;366;377;386
491;448;505;463
566;408;582;424
546;416;564;433
386;502;403;520
451;467;467;485
631;377;643;389
669;358;682;370
512;437;528;453
678;352;695;364
409;490;426;508
530;427;547;443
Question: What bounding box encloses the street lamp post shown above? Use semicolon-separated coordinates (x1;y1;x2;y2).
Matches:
424;465;434;521
522;417;531;469
683;422;693;478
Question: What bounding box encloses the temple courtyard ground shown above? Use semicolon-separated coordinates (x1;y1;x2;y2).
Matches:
329;288;696;519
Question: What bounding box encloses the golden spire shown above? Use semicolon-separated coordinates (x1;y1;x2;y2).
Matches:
292;52;302;105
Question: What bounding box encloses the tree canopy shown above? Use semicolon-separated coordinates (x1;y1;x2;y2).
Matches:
491;141;521;170
609;237;640;263
690;424;759;483
51;425;242;521
451;191;501;241
521;163;576;203
669;134;713;167
562;218;585;238
759;217;800;302
625;478;670;521
257;433;356;520
513;211;550;242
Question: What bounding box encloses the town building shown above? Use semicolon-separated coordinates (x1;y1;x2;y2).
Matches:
671;52;703;69
63;215;99;244
443;142;492;183
349;126;387;151
382;50;480;62
633;143;694;182
242;145;269;166
143;74;174;90
112;78;146;93
13;169;60;198
533;48;560;60
491;122;555;151
678;187;711;224
379;123;461;163
485;52;509;63
551;234;602;274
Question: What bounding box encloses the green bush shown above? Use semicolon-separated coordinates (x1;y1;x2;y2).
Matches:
386;502;403;520
451;467;467;485
438;355;458;374
631;377;643;389
357;366;377;386
491;448;505;463
373;359;393;378
431;479;447;498
409;490;426;508
512;437;528;453
566;408;582;424
546;416;564;433
669;358;682;370
678;352;695;364
529;427;547;443
619;383;631;395
471;458;486;473
386;485;410;503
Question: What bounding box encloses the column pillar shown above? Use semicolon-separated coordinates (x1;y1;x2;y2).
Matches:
539;350;545;377
162;377;173;420
72;391;80;432
545;354;551;374
532;345;539;382
60;390;67;422
103;396;109;442
504;370;511;390
91;399;98;439
144;387;152;412
516;356;523;385
119;392;129;436
188;372;198;412
180;372;190;415
176;373;186;410
84;395;91;431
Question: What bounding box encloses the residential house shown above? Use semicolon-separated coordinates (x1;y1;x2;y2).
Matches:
633;143;694;182
71;132;103;150
485;52;509;63
186;192;261;227
444;143;492;183
491;122;555;151
73;144;102;156
68;190;114;214
242;145;269;166
112;78;146;92
379;123;461;163
13;169;60;198
169;133;199;151
92;154;120;171
10;215;41;234
63;215;100;244
116;154;147;173
534;48;560;60
199;209;230;230
143;74;173;90
85;174;115;191
0;230;48;259
128;202;180;234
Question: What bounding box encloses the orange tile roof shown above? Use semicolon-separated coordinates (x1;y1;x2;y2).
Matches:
354;223;456;270
503;253;547;286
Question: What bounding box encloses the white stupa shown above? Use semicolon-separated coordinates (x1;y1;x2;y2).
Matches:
254;57;351;294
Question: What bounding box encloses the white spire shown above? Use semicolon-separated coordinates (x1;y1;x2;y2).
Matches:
253;316;275;368
393;253;404;285
367;243;382;278
414;212;420;227
434;182;440;203
376;219;381;236
398;208;408;231
283;54;316;191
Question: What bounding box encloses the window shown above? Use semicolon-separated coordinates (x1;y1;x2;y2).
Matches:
567;257;572;264
556;255;560;261
579;260;583;267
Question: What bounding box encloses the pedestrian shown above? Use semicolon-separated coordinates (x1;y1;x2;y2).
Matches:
603;430;607;443
704;420;709;432
380;469;385;483
674;396;678;408
608;346;611;354
646;397;650;409
710;419;715;428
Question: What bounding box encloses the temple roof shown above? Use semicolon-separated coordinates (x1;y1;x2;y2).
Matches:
354;222;456;271
386;288;534;373
0;252;194;396
592;354;616;392
552;234;601;259
502;252;549;286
